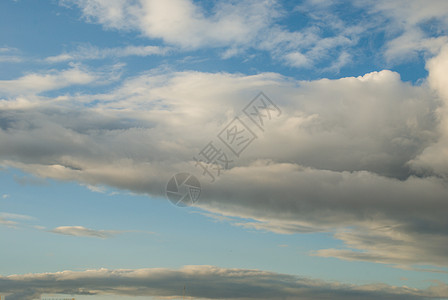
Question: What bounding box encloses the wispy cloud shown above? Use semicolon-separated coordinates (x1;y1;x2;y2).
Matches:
355;0;448;61
60;0;448;69
0;64;97;96
49;225;154;238
0;47;23;63
60;0;363;69
0;217;17;226
50;226;121;238
45;44;172;63
0;212;34;228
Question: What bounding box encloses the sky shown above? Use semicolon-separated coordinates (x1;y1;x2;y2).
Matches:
1;0;448;299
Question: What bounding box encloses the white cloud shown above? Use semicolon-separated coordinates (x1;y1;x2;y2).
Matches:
0;212;34;220
0;47;23;63
0;56;22;63
49;225;152;238
58;0;448;69
1;266;447;300
408;45;448;176
0;64;97;96
283;52;311;68
0;212;34;228
61;0;364;68
65;0;277;49
45;44;171;63
356;0;448;61
50;226;120;238
0;47;17;53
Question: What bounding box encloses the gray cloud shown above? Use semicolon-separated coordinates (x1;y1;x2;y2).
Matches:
1;44;448;271
1;266;447;300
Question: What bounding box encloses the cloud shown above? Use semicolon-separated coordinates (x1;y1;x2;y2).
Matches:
312;224;448;269
50;226;120;238
49;226;152;238
0;212;34;228
0;56;22;63
1;266;447;300
355;0;448;61
0;47;23;63
64;0;277;49
83;184;108;193
0;217;17;226
0;64;98;96
45;44;172;63
0;47;17;53
60;0;448;69
2;43;448;270
60;0;365;69
409;44;448;175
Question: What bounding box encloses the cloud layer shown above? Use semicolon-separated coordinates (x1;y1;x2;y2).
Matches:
1;266;447;300
2;26;448;273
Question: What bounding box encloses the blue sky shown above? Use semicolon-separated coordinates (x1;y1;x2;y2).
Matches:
1;0;448;299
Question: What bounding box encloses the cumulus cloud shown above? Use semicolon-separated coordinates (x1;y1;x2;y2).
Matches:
410;44;448;176
1;266;447;300
2;40;448;271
